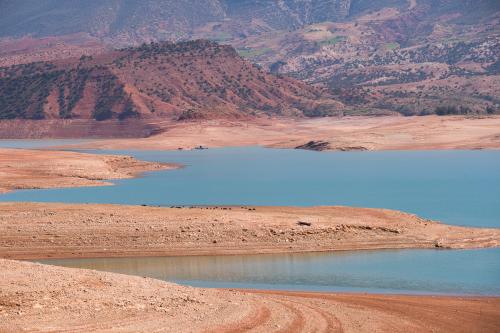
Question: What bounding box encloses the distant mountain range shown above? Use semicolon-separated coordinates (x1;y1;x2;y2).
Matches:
237;0;500;115
0;0;352;44
0;0;498;117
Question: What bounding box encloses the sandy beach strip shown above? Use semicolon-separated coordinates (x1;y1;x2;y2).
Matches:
0;202;498;260
1;259;499;332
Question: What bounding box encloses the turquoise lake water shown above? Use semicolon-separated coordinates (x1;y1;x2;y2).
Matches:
2;147;499;228
2;142;499;295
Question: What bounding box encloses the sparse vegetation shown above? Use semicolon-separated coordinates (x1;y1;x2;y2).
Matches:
486;106;497;115
118;99;139;120
237;48;273;58
435;105;474;116
0;68;62;119
319;36;347;46
384;42;399;50
94;73;127;121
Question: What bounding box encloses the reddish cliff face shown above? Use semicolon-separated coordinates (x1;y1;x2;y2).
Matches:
0;40;343;121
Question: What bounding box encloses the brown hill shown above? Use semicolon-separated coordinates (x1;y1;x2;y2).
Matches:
0;40;342;121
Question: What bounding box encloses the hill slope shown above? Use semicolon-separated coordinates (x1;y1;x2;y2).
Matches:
231;0;500;115
0;0;498;116
0;40;341;121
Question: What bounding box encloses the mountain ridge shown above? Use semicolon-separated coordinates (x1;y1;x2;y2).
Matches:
0;0;498;116
0;39;343;121
0;0;352;44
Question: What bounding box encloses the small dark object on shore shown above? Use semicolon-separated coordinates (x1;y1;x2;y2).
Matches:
295;140;330;151
297;221;312;226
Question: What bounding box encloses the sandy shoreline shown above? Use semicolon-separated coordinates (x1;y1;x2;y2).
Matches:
1;259;499;332
0;148;177;193
1;115;499;197
1;202;498;260
65;115;500;151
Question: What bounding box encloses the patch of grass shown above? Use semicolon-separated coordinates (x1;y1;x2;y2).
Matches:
237;47;273;58
343;108;395;116
319;35;347;46
385;42;400;50
209;32;232;42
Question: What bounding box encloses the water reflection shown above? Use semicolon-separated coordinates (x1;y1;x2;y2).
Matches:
37;248;500;295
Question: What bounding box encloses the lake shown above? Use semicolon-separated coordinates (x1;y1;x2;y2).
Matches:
2;143;499;295
37;248;500;296
2;147;499;228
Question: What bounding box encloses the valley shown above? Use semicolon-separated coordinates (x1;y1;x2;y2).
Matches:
0;1;499;332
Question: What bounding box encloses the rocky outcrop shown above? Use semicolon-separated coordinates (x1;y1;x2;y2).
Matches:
295;140;369;151
295;140;330;151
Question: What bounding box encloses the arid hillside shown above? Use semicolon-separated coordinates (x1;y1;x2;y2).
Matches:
230;0;500;115
0;34;106;68
0;0;498;117
0;40;341;121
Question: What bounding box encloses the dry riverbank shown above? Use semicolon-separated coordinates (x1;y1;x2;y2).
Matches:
1;259;499;332
0;148;176;193
69;115;500;151
0;203;498;260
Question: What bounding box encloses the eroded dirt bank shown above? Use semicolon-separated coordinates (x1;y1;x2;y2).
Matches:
0;119;163;139
1;259;499;333
0;148;177;193
0;203;498;260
